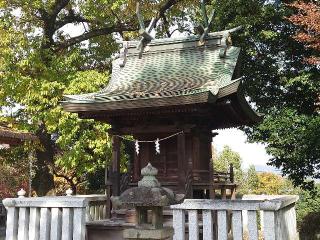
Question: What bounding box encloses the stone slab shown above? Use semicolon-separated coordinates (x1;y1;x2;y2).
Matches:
123;227;173;239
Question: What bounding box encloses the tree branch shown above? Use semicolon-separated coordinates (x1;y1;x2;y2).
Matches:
160;12;171;37
53;169;72;182
155;0;182;37
55;14;90;30
158;0;182;19
37;0;71;48
53;0;182;50
55;23;139;50
51;0;70;18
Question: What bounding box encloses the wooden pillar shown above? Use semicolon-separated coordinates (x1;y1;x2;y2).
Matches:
229;164;234;183
209;158;215;199
104;147;112;218
210;132;219;199
105;180;112;218
111;135;121;196
221;187;227;200
229;164;236;199
177;132;186;193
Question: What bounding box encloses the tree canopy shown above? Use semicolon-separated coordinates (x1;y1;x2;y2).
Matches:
213;145;243;183
287;1;320;65
0;0;319;194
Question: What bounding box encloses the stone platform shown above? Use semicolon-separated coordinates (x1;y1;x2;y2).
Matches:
86;208;177;240
87;219;176;240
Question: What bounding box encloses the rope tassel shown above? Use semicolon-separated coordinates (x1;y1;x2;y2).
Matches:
115;131;184;155
135;140;140;155
155;138;160;154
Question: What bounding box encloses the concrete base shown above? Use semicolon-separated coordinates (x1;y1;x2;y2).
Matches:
87;220;134;240
123;227;174;240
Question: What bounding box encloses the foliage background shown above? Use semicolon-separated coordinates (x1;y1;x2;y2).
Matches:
0;0;319;193
215;145;320;239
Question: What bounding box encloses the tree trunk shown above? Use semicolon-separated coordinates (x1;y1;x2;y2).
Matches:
32;126;55;196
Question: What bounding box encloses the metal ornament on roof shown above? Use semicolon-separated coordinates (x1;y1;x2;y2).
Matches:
199;0;215;45
197;0;242;56
219;26;242;58
117;0;243;67
136;2;157;59
119;41;128;67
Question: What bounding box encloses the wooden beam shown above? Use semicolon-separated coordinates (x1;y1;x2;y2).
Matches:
200;0;209;27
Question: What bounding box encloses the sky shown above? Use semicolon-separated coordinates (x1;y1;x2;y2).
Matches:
212;128;280;173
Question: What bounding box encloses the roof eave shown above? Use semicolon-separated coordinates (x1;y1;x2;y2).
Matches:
62;91;217;113
0;127;38;145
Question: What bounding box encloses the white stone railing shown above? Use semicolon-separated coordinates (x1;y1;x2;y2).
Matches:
74;195;109;221
3;196;88;240
171;195;299;240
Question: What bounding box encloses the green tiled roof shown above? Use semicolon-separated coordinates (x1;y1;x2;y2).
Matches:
64;35;240;105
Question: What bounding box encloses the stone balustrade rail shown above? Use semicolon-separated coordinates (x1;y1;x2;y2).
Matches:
171;195;299;240
3;196;89;240
2;193;109;240
73;195;109;221
2;193;299;240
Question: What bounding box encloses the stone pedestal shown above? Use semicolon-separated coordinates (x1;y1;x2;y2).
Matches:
123;227;174;240
111;163;183;240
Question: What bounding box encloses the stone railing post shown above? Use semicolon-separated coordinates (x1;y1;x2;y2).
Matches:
4;200;18;240
17;189;28;240
172;209;185;240
279;203;298;239
263;210;276;240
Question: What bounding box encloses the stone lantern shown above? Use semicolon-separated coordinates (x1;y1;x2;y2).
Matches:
111;163;184;240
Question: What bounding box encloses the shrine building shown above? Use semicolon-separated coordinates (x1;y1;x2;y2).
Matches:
63;27;261;200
